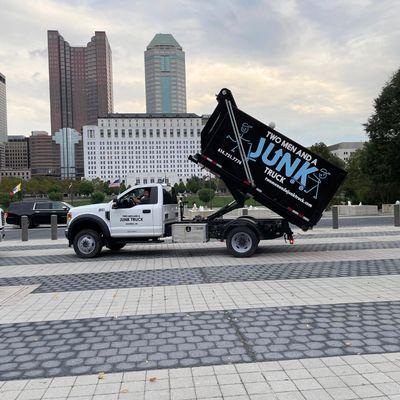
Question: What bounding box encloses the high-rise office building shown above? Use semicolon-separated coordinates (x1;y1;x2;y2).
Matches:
48;30;113;178
48;30;113;134
0;136;31;181
4;135;30;170
53;128;83;179
30;131;57;176
145;34;187;114
0;73;7;142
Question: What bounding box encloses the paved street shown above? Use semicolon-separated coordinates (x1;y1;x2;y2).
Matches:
1;226;400;399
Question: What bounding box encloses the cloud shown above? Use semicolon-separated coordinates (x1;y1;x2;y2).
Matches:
0;0;399;145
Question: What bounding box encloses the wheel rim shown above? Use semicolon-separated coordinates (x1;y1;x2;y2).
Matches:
77;234;96;255
231;232;253;253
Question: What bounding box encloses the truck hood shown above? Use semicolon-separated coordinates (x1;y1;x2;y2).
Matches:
69;203;110;215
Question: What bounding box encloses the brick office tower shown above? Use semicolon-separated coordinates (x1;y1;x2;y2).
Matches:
47;30;113;177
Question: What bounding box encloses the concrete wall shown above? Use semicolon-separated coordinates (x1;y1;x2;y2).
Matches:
337;205;378;216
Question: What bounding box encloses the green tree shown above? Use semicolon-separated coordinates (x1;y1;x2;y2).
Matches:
198;188;215;206
91;191;105;204
341;148;376;204
363;68;400;203
79;180;94;196
186;176;202;193
178;182;186;193
48;184;61;194
0;193;11;209
103;181;113;195
309;142;346;169
48;191;63;201
0;177;22;194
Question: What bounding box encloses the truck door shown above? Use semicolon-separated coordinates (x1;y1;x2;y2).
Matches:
109;186;158;237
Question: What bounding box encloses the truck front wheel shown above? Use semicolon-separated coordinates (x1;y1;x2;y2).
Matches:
226;227;258;257
73;229;103;258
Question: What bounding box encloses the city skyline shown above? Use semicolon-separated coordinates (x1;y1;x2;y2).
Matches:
1;0;400;146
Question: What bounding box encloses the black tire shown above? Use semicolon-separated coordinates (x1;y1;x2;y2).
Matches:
107;243;126;251
73;229;103;258
226;226;258;257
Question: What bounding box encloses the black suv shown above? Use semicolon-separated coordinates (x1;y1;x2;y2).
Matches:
6;201;72;228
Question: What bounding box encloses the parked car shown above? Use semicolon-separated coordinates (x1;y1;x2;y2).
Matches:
6;201;72;228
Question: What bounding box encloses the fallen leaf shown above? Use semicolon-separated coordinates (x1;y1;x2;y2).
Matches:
149;377;157;382
98;372;106;380
120;388;129;393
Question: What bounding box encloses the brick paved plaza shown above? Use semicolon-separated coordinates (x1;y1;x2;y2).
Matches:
1;225;400;399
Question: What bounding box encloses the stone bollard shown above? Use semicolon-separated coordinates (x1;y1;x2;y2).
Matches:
51;214;58;240
21;215;29;241
395;204;400;227
332;206;339;229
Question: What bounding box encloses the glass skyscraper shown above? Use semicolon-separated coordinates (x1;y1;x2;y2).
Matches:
144;34;187;114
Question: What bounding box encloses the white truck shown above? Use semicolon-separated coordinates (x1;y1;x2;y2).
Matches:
65;183;290;258
65;89;346;258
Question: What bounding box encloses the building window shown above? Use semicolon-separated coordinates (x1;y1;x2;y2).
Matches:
100;129;104;138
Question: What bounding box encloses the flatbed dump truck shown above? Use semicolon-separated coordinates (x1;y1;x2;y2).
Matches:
66;89;347;258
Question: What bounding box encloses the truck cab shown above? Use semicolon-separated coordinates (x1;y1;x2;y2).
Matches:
66;184;179;257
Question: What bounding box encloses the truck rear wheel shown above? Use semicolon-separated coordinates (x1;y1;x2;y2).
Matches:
226;227;258;257
73;229;103;258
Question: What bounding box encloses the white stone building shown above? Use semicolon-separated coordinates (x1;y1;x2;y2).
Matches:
328;141;365;162
83;113;207;185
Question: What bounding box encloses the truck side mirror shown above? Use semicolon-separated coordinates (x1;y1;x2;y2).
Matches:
112;197;119;209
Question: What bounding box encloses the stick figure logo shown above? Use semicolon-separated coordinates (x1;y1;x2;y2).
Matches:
226;123;253;153
290;168;330;199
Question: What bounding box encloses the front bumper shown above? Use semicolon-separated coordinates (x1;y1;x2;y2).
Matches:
65;228;72;246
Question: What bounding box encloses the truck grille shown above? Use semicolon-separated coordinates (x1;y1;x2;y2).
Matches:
1;211;4;226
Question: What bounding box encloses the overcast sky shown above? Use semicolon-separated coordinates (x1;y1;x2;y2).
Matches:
1;0;399;145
